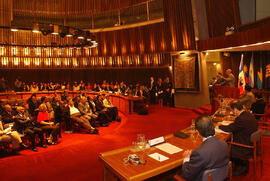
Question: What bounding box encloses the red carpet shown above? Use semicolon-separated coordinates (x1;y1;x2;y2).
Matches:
0;105;269;181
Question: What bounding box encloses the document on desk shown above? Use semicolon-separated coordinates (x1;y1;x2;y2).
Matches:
215;127;230;134
148;153;169;162
155;143;183;154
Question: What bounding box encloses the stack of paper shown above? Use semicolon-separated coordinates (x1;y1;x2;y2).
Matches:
155;143;183;154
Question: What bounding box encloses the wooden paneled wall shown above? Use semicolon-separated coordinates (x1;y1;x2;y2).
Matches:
204;0;236;37
1;0;196;57
94;0;196;56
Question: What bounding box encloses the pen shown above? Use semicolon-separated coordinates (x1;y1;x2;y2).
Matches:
158;155;160;160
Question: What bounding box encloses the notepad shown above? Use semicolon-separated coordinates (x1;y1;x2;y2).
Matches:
148;153;169;162
155;143;183;154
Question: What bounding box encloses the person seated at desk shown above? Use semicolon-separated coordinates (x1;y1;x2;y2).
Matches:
175;116;229;181
238;85;256;110
68;99;98;134
219;101;258;176
251;92;266;120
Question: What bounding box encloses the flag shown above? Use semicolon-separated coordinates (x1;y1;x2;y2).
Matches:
249;53;254;88
257;56;263;89
238;54;245;95
266;58;270;89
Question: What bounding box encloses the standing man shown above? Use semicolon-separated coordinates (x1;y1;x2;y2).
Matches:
219;101;257;176
222;69;235;87
148;77;156;104
178;116;229;181
162;77;172;106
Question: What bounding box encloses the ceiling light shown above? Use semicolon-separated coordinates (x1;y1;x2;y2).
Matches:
11;28;18;32
32;30;40;33
32;23;40;33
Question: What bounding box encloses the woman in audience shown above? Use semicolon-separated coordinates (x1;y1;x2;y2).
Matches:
36;104;59;145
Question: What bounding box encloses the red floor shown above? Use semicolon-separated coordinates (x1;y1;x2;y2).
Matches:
0;105;269;181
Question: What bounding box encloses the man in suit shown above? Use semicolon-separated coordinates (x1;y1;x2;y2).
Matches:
13;106;46;152
219;101;258;176
221;69;235;87
179;116;229;181
148;76;156;104
251;92;266;120
162;77;173;106
0;116;28;151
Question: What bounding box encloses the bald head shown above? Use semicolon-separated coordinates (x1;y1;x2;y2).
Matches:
226;69;232;76
195;116;215;138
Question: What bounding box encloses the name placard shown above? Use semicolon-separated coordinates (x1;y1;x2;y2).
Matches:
148;136;165;147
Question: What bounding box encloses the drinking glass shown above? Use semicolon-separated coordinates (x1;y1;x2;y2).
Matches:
137;134;146;150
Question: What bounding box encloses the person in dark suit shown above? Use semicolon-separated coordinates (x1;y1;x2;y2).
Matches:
27;93;39;117
219;101;258;176
178;116;229;181
162;77;172;106
148;77;156;104
13;106;46;152
251;92;266;120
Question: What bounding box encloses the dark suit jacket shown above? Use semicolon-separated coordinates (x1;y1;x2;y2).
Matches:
1;109;15;124
219;111;258;158
181;136;229;181
251;99;266;119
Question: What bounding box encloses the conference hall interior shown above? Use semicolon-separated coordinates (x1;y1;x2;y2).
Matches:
0;0;270;181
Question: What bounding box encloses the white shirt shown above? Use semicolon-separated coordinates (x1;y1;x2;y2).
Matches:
69;106;80;115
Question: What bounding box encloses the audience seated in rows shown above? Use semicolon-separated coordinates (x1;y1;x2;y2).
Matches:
1;76;175;107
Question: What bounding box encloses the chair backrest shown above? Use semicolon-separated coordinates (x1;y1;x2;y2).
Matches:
250;130;262;143
202;162;230;181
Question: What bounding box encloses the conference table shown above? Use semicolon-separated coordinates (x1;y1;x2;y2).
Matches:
99;126;231;181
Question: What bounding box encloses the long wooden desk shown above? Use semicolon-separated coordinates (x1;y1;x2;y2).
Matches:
99;128;231;181
0;91;143;114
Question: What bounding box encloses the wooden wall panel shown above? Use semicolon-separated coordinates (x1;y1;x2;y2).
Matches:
205;0;235;37
94;0;196;56
197;20;270;51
